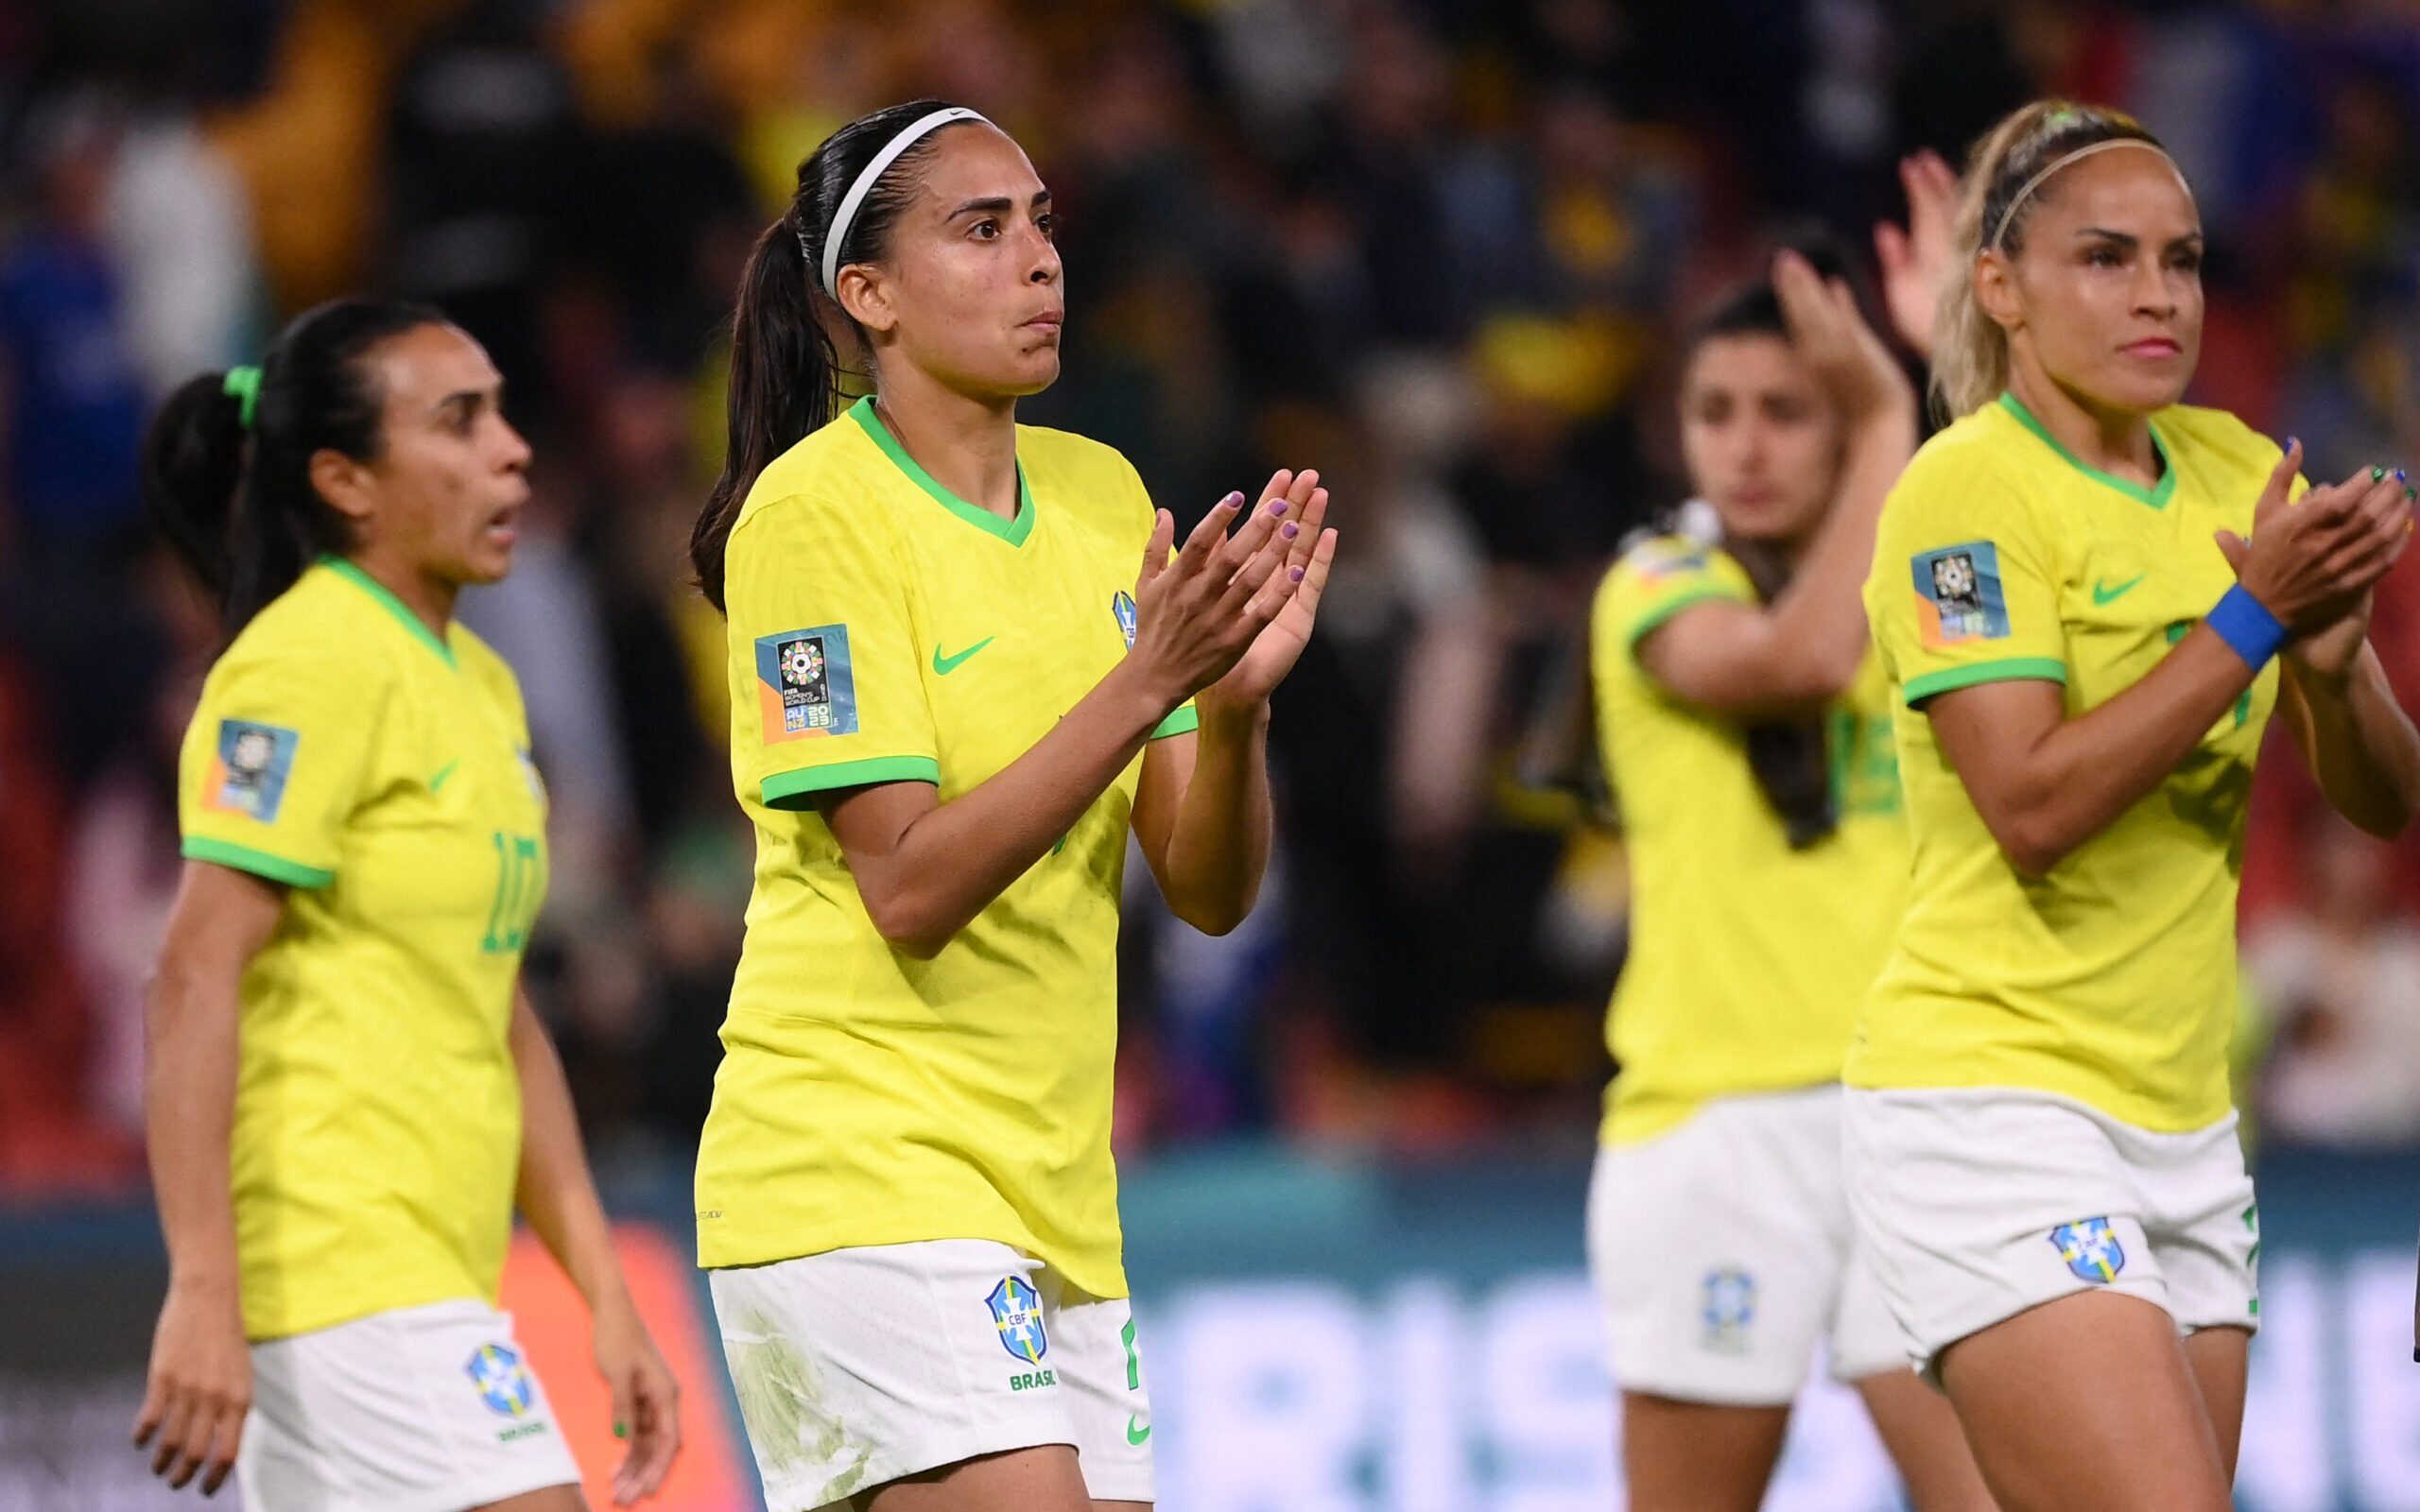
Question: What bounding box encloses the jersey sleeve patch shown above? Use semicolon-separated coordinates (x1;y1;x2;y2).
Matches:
755;625;858;742
202;720;301;823
1910;541;2013;646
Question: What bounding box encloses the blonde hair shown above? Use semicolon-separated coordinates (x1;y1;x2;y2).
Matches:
1929;100;2169;421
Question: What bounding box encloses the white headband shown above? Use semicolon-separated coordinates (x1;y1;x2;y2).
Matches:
1990;137;2185;251
820;107;993;298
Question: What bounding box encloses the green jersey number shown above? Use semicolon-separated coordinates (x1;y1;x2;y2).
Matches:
482;831;543;954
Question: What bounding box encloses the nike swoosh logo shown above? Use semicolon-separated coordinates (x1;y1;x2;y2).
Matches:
2092;575;2146;605
1126;1416;1151;1446
430;760;459;793
933;637;994;675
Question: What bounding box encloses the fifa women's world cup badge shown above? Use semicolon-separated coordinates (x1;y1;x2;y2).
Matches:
205;719;300;821
753;624;858;742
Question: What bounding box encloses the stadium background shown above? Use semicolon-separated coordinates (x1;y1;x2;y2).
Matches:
2;0;2419;1506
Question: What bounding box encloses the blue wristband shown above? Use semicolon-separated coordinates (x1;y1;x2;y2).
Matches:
2206;584;2287;669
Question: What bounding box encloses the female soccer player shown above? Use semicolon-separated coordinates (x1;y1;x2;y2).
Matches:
1586;244;1990;1511
137;299;681;1510
1849;100;2420;1512
687;102;1334;1512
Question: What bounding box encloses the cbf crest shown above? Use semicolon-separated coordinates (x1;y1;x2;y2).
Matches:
752;624;858;743
2050;1217;2127;1283
1112;591;1139;649
1700;1266;1756;1354
464;1342;536;1418
987;1275;1049;1364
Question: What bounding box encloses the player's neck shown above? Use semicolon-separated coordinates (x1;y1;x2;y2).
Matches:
2006;365;2162;489
870;374;1021;523
345;549;456;642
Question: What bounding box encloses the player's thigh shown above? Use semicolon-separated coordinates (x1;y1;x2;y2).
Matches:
2181;1324;2251;1479
1850;1367;1993;1512
1620;1393;1790;1512
1040;1285;1154;1507
856;1444;1092;1512
1936;1291;2229;1512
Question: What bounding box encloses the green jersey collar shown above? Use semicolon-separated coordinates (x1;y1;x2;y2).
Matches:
849;396;1036;546
319;556;458;666
1996;391;2176;510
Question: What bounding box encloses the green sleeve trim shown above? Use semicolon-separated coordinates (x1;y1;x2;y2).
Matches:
760;754;942;810
1623;586;1747;650
182;836;336;889
1150;704;1200;741
1903;656;2067;706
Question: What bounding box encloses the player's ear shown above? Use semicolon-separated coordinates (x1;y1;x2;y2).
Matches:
309;448;378;525
1974;250;2022;333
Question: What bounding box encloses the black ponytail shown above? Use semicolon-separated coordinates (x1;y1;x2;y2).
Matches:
694;97;982;611
144;298;451;639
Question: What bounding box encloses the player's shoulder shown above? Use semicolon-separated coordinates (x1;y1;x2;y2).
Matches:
449;625;527;719
1604;532;1737;595
1898;401;2036;493
213;563;391;688
739;401;901;519
1016;423;1150;520
2155;403;2284;483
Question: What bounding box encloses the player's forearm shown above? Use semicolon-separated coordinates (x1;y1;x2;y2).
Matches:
2283;645;2420;837
858;661;1170;957
510;995;631;1316
1155;696;1273;935
1762;408;1916;678
1949;627;2254;874
144;966;244;1294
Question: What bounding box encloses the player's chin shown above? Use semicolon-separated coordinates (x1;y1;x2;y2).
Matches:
456;540;517;585
1000;349;1062;397
2091;360;2193;417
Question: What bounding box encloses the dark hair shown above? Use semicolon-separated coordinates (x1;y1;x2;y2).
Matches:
1684;234;1854;352
1676;238;1864;850
692;98;984;610
1936;100;2168;417
144;298;450;638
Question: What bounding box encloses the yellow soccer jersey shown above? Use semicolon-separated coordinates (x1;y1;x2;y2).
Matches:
695;398;1198;1297
1591;537;1907;1143
1855;395;2288;1130
178;558;548;1341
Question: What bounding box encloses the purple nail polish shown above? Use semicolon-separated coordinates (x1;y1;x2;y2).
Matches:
1222;491;1244;508
1267;499;1288;516
1282;522;1300;539
1290;566;1305;581
2287;437;2299;453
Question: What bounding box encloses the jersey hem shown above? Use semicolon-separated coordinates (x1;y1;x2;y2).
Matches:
182;836;337;889
1150;705;1200;740
1903;656;2066;705
1622;586;1747;650
761;754;943;809
1840;1078;2238;1138
699;1229;1131;1301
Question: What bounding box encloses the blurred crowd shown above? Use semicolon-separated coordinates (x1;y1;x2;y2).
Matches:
3;0;2419;1195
